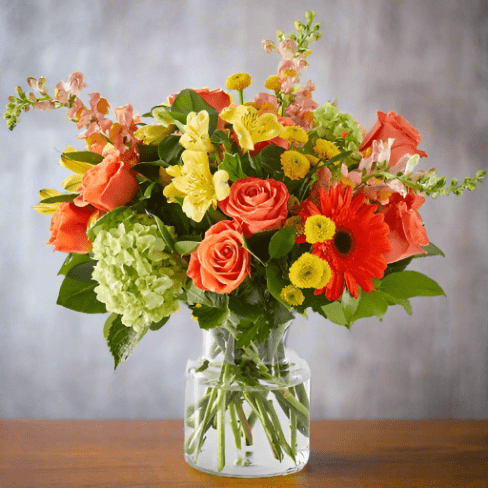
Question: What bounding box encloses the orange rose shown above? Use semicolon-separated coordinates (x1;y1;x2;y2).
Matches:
187;220;250;294
74;150;139;212
380;190;429;263
168;88;231;129
47;202;96;254
359;110;427;167
219;177;289;238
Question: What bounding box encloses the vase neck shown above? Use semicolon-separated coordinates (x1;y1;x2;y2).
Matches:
201;320;292;365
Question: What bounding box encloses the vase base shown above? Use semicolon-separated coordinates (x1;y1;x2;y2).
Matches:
185;452;308;478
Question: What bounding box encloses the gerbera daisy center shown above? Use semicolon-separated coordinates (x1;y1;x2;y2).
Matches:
334;229;354;255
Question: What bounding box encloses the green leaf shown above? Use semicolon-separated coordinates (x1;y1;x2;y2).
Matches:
228;294;262;319
417;242;445;258
104;313;120;339
266;262;291;308
170;89;219;135
106;315;149;369
259;145;285;174
326;150;352;166
384;256;413;277
185;282;214;307
268;226;296;259
174;240;200;255
218;152;248;181
191;299;230;331
351;290;389;323
380;271;445;299
146;211;176;252
58;253;92;276
61;150;103;165
341;288;359;324
381;292;412;316
210;129;232;151
317;301;347;326
132;161;167;181
138;143;160;162
241;152;262;178
40;193;78;204
149;315;171;331
235;316;271;348
86;206;134;241
242;234;267;266
67;260;96;283
158;134;184;163
56;275;107;314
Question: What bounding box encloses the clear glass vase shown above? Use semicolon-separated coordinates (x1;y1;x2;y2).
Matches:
184;320;311;478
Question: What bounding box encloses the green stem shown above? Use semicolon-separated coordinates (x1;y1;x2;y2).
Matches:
238;89;244;105
233;395;253;445
187;385;218;458
228;400;242;451
217;387;226;471
277;389;309;420
244;392;283;462
261;395;296;464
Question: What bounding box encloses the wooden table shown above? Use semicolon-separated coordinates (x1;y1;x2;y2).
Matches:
1;420;487;487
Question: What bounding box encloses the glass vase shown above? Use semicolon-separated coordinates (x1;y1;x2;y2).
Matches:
184;320;311;478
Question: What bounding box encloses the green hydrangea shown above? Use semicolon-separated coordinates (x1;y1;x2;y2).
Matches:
311;102;364;164
91;213;187;331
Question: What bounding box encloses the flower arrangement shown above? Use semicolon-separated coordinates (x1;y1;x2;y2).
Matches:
6;11;485;477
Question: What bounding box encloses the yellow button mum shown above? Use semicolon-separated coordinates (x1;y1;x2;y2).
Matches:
280;126;309;145
289;253;332;289
264;75;282;92
280;285;305;306
313;139;340;160
280;150;310;180
304;215;336;244
226;72;252;91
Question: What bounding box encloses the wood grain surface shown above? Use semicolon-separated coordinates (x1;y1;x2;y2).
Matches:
1;420;487;487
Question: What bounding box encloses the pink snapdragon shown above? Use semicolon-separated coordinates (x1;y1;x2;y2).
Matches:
54;72;88;105
76;92;112;139
285;80;318;129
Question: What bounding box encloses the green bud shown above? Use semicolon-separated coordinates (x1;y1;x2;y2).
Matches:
6;102;16;111
305;11;316;26
290;33;297;40
312;23;321;32
15;86;24;98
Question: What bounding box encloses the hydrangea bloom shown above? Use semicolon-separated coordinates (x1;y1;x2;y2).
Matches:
312;102;363;157
91;213;186;331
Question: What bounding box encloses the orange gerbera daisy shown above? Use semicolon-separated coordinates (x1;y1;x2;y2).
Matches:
298;184;391;301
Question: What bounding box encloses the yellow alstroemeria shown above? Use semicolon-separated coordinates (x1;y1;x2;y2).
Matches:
134;124;175;145
163;150;230;222
179;111;215;152
219;105;283;152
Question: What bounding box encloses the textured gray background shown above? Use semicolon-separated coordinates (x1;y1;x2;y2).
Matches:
1;0;487;420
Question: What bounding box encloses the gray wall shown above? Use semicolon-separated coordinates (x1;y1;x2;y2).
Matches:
1;0;487;420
